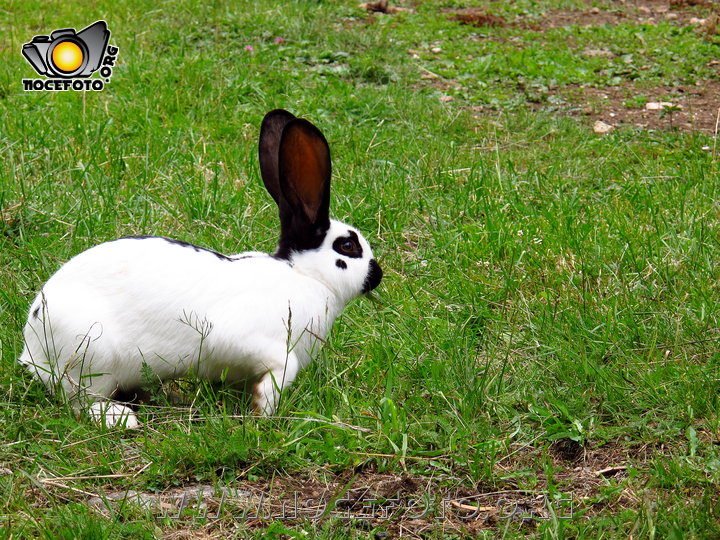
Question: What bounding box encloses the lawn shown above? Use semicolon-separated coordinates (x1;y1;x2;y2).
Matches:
1;0;719;537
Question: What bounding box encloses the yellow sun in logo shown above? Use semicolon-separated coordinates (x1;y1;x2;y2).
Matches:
52;41;83;73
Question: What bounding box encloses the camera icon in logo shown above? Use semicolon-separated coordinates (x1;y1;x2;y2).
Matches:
22;20;110;78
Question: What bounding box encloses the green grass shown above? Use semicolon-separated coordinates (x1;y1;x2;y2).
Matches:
1;0;720;537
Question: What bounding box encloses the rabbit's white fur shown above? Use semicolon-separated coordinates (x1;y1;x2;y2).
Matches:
18;110;382;428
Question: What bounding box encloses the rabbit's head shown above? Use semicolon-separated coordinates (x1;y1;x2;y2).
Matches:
259;109;382;304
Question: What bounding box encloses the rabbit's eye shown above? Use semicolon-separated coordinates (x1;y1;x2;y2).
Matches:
333;232;363;258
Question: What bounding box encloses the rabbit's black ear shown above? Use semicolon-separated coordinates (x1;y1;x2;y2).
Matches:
275;118;332;257
259;109;296;206
278;119;331;227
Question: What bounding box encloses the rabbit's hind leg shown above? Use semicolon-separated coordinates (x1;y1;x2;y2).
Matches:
88;400;140;429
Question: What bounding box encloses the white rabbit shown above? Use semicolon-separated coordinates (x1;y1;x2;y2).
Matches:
19;109;383;428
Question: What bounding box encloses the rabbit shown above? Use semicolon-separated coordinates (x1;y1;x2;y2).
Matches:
19;109;383;428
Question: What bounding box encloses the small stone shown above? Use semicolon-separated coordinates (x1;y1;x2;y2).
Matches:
645;102;680;110
593;120;614;134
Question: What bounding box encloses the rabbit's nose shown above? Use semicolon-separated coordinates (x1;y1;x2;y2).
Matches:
363;259;383;293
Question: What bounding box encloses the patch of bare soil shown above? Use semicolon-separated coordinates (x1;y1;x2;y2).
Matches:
35;440;652;536
445;8;508;28
563;81;720;134
359;0;414;14
439;0;720;134
524;0;720;133
443;1;714;29
540;0;715;29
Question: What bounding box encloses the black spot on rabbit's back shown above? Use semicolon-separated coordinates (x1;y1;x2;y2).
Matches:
32;305;40;319
119;236;233;261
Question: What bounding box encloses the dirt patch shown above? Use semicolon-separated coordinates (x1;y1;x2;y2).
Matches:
453;79;718;135
562;81;720;134
446;8;508;28
439;0;717;30
82;473;587;535
438;0;720;134
359;0;414;14
550;437;586;463
539;0;716;29
36;439;650;536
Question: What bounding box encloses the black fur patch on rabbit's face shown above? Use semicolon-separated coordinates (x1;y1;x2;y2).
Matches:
332;231;363;259
363;259;383;293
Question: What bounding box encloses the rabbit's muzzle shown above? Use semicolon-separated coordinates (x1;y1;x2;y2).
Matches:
363;259;383;293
